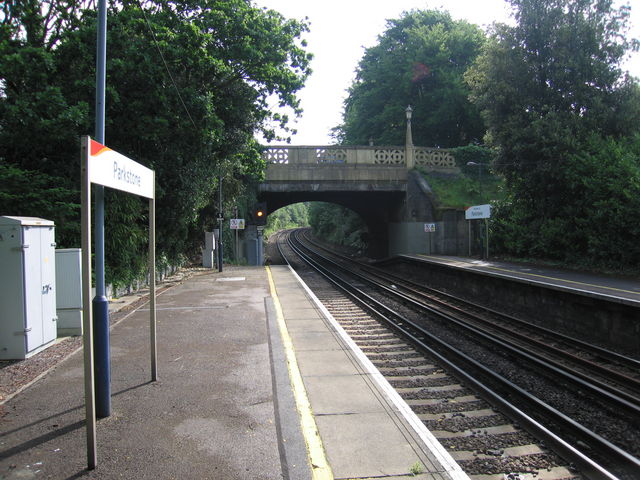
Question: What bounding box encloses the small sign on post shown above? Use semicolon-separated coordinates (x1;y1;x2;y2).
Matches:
424;223;436;254
230;218;245;230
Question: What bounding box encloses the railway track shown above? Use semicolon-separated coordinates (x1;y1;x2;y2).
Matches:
268;228;640;480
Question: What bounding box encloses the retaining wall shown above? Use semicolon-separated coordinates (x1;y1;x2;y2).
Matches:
382;257;640;355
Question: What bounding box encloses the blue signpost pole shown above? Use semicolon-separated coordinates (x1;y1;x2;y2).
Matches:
218;176;223;273
94;0;111;418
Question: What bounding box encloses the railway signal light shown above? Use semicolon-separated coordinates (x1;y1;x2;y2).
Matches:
255;202;267;225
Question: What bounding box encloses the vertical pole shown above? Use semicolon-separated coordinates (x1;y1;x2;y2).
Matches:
81;137;97;469
468;221;471;257
93;0;111;419
149;178;157;381
217;176;223;272
234;206;239;262
485;217;489;259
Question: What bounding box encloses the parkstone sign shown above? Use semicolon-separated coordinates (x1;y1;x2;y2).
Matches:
465;204;491;220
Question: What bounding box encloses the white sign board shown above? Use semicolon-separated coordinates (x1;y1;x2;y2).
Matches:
424;223;436;232
89;139;154;199
465;204;491;220
230;218;245;230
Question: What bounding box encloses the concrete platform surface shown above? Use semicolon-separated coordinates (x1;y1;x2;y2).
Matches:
1;268;282;480
406;254;640;304
1;266;467;480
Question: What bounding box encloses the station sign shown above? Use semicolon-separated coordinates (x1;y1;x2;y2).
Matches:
465;204;491;220
230;218;245;230
424;223;436;232
88;139;154;199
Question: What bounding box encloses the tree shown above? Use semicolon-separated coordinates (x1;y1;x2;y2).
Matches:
466;0;640;268
0;0;312;284
467;0;639;177
265;203;310;237
308;202;367;251
335;9;486;147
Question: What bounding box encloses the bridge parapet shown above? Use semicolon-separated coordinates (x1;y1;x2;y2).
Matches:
263;145;456;169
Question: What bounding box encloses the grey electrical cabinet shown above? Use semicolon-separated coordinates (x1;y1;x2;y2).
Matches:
202;231;216;268
0;216;57;359
55;248;82;336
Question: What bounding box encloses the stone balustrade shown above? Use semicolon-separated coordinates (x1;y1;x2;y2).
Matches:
262;145;456;169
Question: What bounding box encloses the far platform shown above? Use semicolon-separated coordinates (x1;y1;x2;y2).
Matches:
399;254;640;305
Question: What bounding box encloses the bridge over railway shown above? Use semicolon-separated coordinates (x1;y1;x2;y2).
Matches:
257;144;461;257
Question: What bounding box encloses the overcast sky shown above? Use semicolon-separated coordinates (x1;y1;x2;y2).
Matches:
256;0;640;146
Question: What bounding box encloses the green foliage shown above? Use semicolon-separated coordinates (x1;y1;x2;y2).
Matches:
451;145;495;173
466;0;639;175
308;202;367;251
1;0;312;285
409;461;424;476
420;171;503;209
264;203;310;237
491;134;640;269
104;190;148;289
0;161;80;247
466;0;640;270
335;9;486;147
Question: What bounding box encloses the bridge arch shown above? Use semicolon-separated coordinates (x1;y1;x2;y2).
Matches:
262;191;404;257
259;145;457;257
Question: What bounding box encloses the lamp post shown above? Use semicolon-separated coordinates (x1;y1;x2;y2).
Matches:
466;161;487;200
466;161;490;259
93;0;111;422
217;176;223;273
405;105;414;168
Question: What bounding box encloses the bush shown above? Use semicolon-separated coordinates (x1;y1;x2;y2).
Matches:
491;134;640;271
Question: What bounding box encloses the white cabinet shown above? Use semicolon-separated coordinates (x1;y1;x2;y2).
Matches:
0;216;57;359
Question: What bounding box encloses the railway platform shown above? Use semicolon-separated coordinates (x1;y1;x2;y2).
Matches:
0;266;467;480
403;254;640;304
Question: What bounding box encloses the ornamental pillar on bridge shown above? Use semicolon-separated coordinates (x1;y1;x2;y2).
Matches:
405;105;415;169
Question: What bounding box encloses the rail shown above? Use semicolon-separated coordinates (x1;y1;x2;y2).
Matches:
278;229;640;479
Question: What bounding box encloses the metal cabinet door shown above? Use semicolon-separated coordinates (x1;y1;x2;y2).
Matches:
40;226;57;344
23;226;44;352
0;225;25;358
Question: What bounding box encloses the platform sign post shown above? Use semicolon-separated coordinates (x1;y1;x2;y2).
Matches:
465;204;491;258
256;226;265;266
80;138;97;470
81;136;156;469
230;218;245;262
424;223;436;254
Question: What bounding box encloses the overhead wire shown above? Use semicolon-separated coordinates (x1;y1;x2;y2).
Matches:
136;0;198;130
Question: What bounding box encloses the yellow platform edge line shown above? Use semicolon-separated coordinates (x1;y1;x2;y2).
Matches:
266;266;334;480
